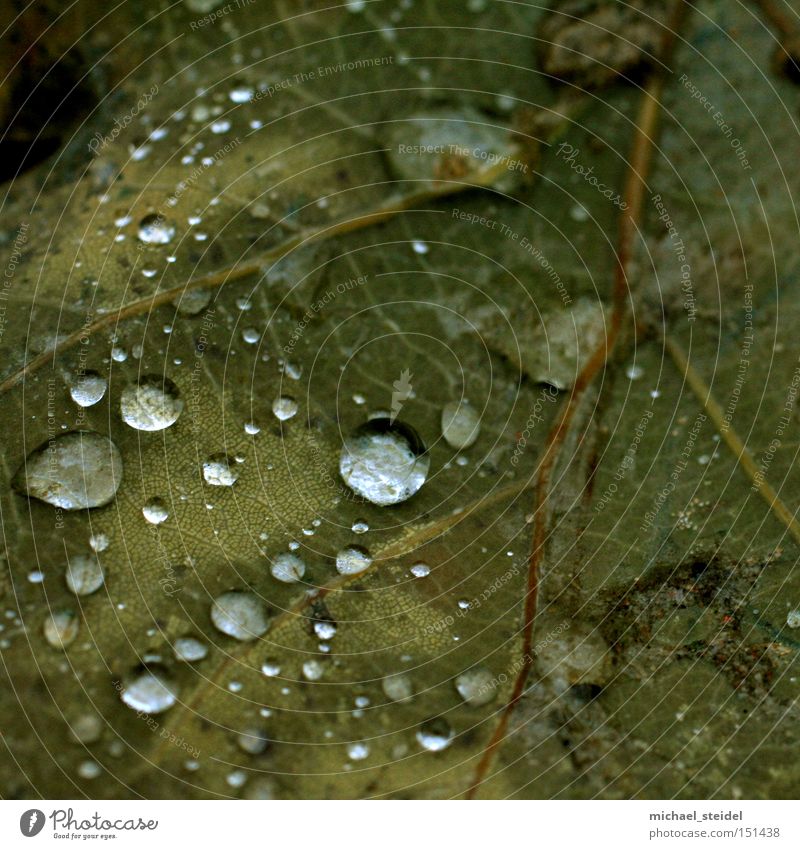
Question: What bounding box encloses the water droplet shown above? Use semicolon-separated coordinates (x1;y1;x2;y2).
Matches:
137;214;175;245
626;364;644;381
211;591;269;640
339;418;429;506
78;760;102;779
270;552;306;584
787;610;800;629
347;742;369;760
121;670;179;714
455;666;496;706
242;778;277;799
229;87;254;103
336;545;372;576
173;637;208;662
261;660;281;677
237;728;269;754
43;610;79;649
244;422;261;435
410;562;430;578
69;371;107;408
142;497;169;525
89;533;109;552
346;0;366;11
210;119;231;134
65;554;105;596
351;519;369;534
416;718;454;752
174;287;213;315
242;327;260;344
313;620;337;640
411;239;429;255
382;673;413;703
13;431;123;510
272;396;298;421
441;401;480;449
120;376;183;431
111;346;128;363
202;454;240;486
302;659;324;680
69;713;103;744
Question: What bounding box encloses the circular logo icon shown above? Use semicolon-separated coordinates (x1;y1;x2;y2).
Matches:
19;810;46;837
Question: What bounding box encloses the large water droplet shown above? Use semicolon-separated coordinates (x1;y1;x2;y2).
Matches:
120;376;183;431
336;545;372;576
455;666;496;706
270;552;306;583
65;554;105;596
137;214;175;245
69;371;107;408
441;401;480;449
211;591;269;641
13;431;123;510
43;610;80;649
339;418;429;506
416;718;454;752
121;670;179;714
202;454;240;486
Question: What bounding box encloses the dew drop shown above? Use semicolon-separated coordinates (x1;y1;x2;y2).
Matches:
69;713;103;744
455;666;496;706
302;659;324;680
336;545;372;576
43;610;80;649
13;431;123;510
382;673;413;703
339;418;429;506
78;760;102;779
137;214;175;245
69;371;107;408
261;659;281;677
410;562;430;578
211;591;269;641
270;552;306;584
441;401;480;449
347;742;369;760
65;554;105;596
416;718;454;752
173;636;208;662
237;728;269;755
272;396;298;421
411;239;429;255
351;519;369;534
787;610;800;629
120;376;183;431
202;454;239;486
121;670;179;714
142;496;169;525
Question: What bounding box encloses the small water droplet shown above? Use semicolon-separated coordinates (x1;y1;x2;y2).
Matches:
120;376;183;431
65;554;105;596
121;670;179;714
410;562;430;578
313;620;337;640
43;610;80;649
272;396;298;421
244;421;261;435
174;636;208;662
347;742;369;760
270;552;306;583
261;660;281;677
416;718;454;751
351;519;369;534
69;371;108;408
69;713;103;744
336;545;372;576
237;728;269;754
211;591;269;640
411;239;429;255
382;673;413;703
78;760;102;779
339;418;429;506
441;401;480;449
142;497;169;525
302;659;324;680
455;666;496;706
203;454;240;486
137;214;175;245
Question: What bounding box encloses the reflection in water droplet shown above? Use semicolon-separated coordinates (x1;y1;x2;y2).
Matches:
336;545;372;576
43;610;80;649
211;591;269;640
455;666;496;706
69;371;107;408
416;718;454;752
272;396;298;421
173;636;208;662
13;431;123;510
121;670;179;714
142;497;169;525
65;554;105;596
137;214;175;245
382;673;413;703
339;418;429;506
203;454;240;486
441;401;480;449
270;552;306;583
121;376;183;431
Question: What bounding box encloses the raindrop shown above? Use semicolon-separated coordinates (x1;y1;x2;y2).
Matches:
174;637;208;662
272;396;298;421
441;401;480;449
142;497;169;525
270;552;306;584
410;562;430;578
339;418;429;506
65;554;105;596
121;670;179;714
13;431;123;510
69;371;107;408
416;718;454;752
211;591;269;641
120;376;183;431
43;610;80;649
382;673;413;703
202;454;239;486
455;667;496;706
336;545;372;576
137;214;175;245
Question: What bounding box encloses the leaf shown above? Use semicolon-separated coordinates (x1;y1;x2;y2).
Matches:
1;0;799;801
